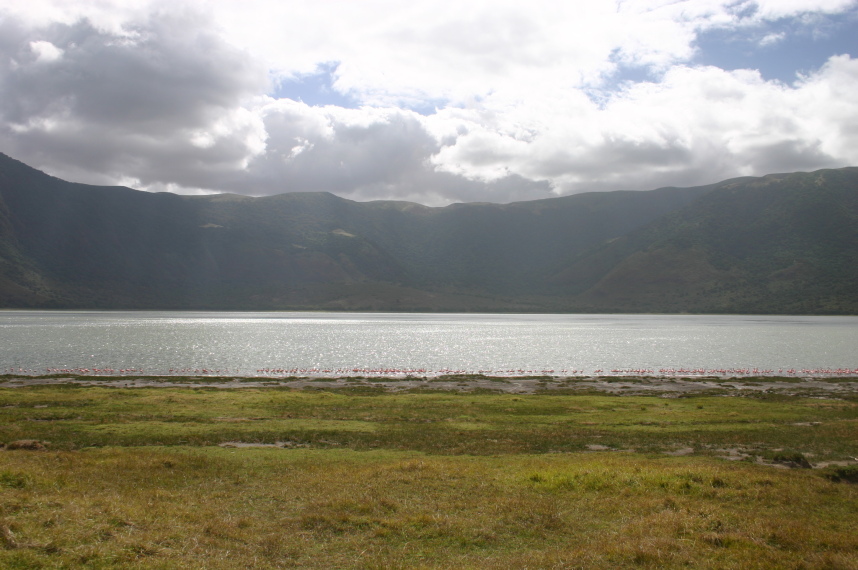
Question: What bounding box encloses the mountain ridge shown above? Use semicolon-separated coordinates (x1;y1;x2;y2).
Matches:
1;152;855;313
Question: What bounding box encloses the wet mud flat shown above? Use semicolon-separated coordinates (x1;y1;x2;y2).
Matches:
2;373;857;397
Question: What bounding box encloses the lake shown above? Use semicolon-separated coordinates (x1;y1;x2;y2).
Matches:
1;311;856;377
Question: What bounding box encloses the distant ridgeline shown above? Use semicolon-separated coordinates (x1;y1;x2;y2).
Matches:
1;152;857;313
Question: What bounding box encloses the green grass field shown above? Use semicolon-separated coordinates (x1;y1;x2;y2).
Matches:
1;380;857;568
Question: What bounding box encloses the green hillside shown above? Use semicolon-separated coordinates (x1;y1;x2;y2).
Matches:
553;168;858;313
1;152;855;313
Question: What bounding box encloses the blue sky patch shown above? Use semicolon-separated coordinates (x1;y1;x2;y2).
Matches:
602;59;662;93
272;62;360;107
400;98;448;116
693;12;857;84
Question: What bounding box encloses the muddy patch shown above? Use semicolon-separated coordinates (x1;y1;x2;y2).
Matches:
219;441;308;449
3;375;857;397
2;439;49;450
664;447;695;456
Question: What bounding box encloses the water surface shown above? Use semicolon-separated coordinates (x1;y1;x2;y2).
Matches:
1;311;855;376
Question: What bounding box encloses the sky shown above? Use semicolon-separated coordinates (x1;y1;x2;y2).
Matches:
0;0;856;205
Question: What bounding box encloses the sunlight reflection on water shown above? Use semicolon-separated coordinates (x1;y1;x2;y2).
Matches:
1;311;856;376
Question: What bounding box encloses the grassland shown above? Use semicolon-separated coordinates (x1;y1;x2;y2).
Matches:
1;377;857;568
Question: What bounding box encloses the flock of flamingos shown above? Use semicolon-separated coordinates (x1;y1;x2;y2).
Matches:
4;366;858;378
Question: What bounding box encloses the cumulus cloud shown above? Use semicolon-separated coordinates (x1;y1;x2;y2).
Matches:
759;32;786;46
0;0;856;204
0;9;268;187
752;0;857;19
225;100;553;204
430;57;858;194
243;102;439;194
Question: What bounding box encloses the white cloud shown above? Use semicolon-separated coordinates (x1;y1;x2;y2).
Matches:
759;31;786;46
29;40;63;62
752;0;857;19
426;57;858;194
0;0;856;204
0;9;269;187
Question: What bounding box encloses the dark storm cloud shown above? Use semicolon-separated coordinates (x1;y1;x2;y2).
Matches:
222;103;551;204
534;139;695;179
0;11;267;187
247;108;438;194
742;140;843;174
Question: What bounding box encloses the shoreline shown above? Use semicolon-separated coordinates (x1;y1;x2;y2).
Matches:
3;373;857;396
